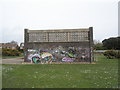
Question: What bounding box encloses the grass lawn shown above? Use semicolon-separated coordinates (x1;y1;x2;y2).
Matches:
2;54;118;88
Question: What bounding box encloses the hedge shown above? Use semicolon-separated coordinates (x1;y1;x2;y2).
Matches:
103;50;120;59
2;48;21;56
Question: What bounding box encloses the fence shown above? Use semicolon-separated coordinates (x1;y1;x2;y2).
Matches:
24;27;93;63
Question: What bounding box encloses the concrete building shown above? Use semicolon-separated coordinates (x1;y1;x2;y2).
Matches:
0;43;18;49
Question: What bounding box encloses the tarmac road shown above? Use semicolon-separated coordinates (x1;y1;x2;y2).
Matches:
1;57;24;64
1;58;94;64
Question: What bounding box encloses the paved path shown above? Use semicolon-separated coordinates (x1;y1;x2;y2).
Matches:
1;57;24;64
1;58;95;64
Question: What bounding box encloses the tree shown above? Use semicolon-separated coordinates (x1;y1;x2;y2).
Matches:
9;40;18;45
8;40;19;49
102;37;120;50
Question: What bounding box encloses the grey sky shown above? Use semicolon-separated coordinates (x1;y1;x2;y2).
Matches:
0;0;119;45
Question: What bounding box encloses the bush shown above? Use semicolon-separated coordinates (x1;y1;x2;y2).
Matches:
102;37;120;50
103;50;120;59
17;47;24;53
2;48;21;56
115;51;120;58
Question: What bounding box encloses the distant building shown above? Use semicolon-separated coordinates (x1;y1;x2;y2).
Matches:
20;43;24;49
0;43;18;49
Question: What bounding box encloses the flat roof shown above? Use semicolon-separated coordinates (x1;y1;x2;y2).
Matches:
27;28;90;33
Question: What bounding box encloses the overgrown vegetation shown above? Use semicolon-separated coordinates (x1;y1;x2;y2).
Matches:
102;37;120;50
94;37;120;50
103;50;120;59
2;48;21;56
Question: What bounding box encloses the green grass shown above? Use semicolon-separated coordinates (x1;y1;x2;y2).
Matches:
2;54;118;88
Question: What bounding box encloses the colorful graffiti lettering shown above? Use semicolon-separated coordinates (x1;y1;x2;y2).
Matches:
41;53;52;59
62;57;75;62
32;57;40;63
27;46;90;63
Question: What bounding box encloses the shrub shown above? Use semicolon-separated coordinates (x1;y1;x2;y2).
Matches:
17;47;24;53
115;51;120;58
103;50;120;59
2;48;21;56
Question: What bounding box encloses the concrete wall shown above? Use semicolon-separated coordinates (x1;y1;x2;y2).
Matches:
24;27;93;63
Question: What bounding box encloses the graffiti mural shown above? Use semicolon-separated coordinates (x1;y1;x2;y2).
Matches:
27;46;90;63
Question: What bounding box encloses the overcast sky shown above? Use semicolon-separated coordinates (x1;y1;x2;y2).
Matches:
0;0;119;44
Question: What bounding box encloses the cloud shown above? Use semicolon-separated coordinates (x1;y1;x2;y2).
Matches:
0;0;118;43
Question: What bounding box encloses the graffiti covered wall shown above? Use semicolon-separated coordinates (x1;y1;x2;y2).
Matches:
27;44;91;63
24;27;93;63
